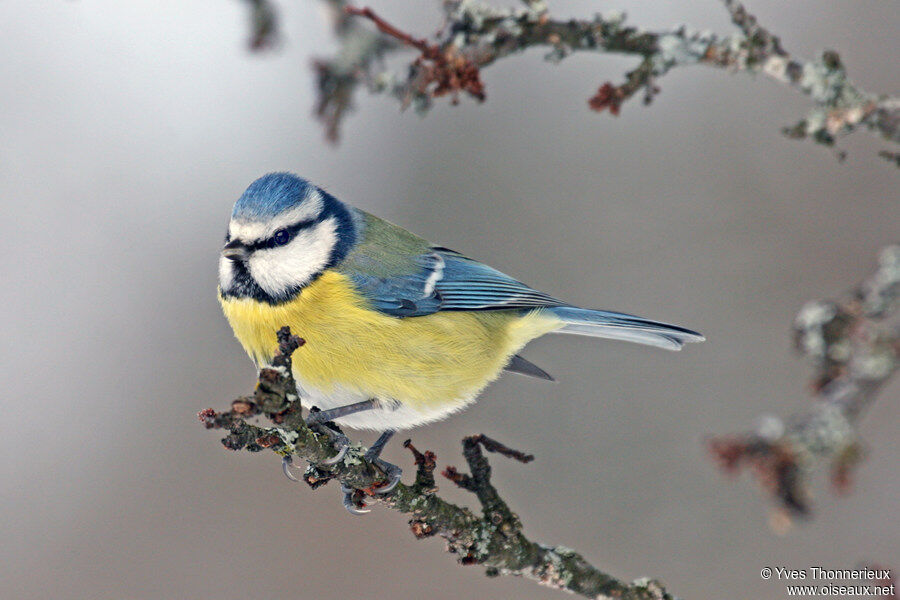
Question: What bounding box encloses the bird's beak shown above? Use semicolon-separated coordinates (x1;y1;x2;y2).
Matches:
222;239;249;262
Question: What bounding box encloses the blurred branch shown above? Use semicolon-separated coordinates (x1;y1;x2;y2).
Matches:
709;245;900;524
243;0;279;50
243;0;900;161
308;0;401;141
200;327;679;600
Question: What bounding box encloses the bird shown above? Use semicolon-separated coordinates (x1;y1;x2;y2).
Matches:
219;172;704;511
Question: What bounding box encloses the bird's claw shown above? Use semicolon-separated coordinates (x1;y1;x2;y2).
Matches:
319;438;349;466
370;459;402;495
307;422;350;466
282;456;303;482
341;484;371;515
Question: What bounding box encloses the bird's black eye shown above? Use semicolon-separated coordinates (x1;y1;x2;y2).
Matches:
273;229;290;246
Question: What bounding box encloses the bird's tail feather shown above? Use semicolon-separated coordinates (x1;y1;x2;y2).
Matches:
548;306;704;351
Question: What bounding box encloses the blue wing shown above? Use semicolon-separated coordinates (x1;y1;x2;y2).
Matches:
348;252;444;317
347;248;564;317
337;211;702;351
434;249;564;311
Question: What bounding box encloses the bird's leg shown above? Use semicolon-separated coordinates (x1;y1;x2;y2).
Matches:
305;398;380;425
366;429;395;460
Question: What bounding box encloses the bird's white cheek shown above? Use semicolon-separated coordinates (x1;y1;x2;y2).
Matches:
218;256;235;291
248;220;337;297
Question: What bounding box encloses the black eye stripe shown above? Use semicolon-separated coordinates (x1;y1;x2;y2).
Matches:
250;218;318;251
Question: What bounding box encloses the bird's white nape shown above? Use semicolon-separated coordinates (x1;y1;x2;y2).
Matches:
248;217;339;296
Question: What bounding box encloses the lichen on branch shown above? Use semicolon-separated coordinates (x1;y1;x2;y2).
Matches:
200;327;679;600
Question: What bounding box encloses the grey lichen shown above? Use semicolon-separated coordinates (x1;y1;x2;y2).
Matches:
861;245;900;316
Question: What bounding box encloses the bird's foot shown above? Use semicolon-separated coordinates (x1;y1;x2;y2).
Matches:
341;483;371;515
306;411;352;466
316;428;350;466
364;430;402;494
283;424;401;515
366;454;403;495
282;425;350;482
339;431;403;515
339;460;402;515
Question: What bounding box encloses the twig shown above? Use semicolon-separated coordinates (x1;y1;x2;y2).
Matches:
201;327;680;599
345;6;485;104
344;6;434;55
708;245;900;523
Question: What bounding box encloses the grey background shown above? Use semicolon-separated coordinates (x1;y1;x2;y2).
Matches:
1;1;897;599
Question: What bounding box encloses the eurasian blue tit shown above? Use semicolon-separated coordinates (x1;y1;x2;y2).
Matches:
219;173;703;436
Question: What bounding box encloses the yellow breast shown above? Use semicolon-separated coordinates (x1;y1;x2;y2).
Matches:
219;270;561;414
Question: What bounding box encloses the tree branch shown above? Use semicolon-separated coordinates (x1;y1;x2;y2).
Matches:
200;327;680;599
282;0;900;162
708;245;900;524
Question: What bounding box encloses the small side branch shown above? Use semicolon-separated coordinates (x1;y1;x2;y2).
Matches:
709;246;900;523
201;328;680;599
345;6;485;105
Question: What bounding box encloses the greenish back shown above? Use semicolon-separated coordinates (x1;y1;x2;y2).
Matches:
336;210;433;280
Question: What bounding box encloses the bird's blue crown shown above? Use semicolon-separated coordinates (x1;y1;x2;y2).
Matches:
232;172;321;221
